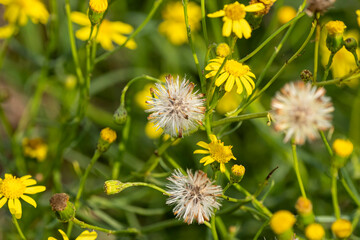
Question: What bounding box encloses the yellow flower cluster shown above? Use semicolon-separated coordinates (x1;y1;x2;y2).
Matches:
100;127;117;143
22;137;48;162
333;139;353;158
305;223;325;240
270;210;296;234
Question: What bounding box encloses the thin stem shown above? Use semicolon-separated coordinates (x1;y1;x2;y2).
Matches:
0;37;10;70
313;16;321;84
212;112;268;127
331;169;341;219
340;169;360;208
12;215;26;240
291;139;307;198
163;153;186;175
183;0;205;92
121;182;170;195
222;183;231;194
95;0;163;64
239;12;306;63
211;210;219;240
322;52;335;82
72;218;140;235
315;69;360;86
200;0;209;47
319;130;333;156
253;219;270;240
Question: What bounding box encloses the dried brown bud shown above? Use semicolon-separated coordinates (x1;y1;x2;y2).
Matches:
50;193;69;211
306;0;336;16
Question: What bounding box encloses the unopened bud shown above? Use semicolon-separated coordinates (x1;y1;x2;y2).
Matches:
88;0;108;25
97;127;117;152
300;70;313;83
104;180;128;195
326;21;346;53
231;164;245;183
344;38;358;52
113;104;127;125
50;193;75;222
295;197;315;225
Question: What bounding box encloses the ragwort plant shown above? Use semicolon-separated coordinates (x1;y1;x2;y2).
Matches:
1;0;360;239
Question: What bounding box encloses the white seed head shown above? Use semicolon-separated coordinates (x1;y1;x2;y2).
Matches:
166;169;222;224
271;81;334;145
146;75;205;137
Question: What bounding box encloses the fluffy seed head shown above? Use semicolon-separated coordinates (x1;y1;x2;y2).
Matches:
146;75;205;138
271;81;334;145
166;169;222;224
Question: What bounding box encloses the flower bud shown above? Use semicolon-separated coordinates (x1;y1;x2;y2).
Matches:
344;38;358;53
88;0;108;25
333;139;353;158
216;43;231;58
305;223;325;240
325;21;346;53
300;69;313;83
97;127;117;152
231;164;245;183
104;180;127;195
50;193;75;222
331;219;352;239
270;210;296;240
113;104;127;125
295;197;315;225
306;0;336;17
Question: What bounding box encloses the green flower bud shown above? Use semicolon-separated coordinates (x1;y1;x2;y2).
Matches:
50;193;76;222
88;0;108;26
300;70;313;83
104;180;129;195
344;38;358;52
325;21;346;53
97;127;117;152
231;164;245;183
113;104;127;125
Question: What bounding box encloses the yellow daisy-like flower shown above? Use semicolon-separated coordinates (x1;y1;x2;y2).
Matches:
0;174;46;219
71;11;137;51
22;137;48;162
205;57;256;96
158;1;201;45
0;24;16;39
0;0;49;26
89;0;108;13
194;134;236;172
48;229;97;240
277;6;297;24
216;43;231;57
207;1;264;39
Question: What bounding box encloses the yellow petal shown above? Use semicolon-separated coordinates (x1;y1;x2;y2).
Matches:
205;71;217;78
24;186;46;194
194;149;210;154
247;71;256;78
224;75;235;92
76;230;98;240
125;39;137;49
0;24;15;39
48;237;57;240
21;195;37;208
58;229;69;240
245;3;265;12
99;37;114;51
0;197;7;208
241;76;253;95
235;77;244;94
207;10;225;18
13;198;22;219
220;163;226;173
111;22;134;34
239;19;252;39
196;141;209;149
70;11;90;26
215;72;229;86
75;27;91;41
20;175;32;180
222;19;232;37
205;62;221;71
209;134;218;142
5;173;13;179
201;156;215;165
23;179;37;186
233;20;242;39
8;198;15;214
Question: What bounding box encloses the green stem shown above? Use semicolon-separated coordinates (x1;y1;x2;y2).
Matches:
212;112;268;127
239;12;306;63
0;104;13;136
211;210;219;240
120;182;170;195
72;218;140;235
331;169;341;219
253;219;270;240
315;69;360;86
222;183;231;194
340;169;360;208
95;0;163;64
313;16;321;84
12;215;26;240
183;0;205;93
200;0;209;48
0;37;10;70
291;139;307;198
322;52;335;82
163;153;186;175
221;194;251;203
319;130;333;156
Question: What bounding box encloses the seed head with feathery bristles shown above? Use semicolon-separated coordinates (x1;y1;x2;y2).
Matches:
166;169;222;224
146;75;205;137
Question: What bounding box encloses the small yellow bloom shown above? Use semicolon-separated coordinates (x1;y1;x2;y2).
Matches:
0;24;16;39
89;0;108;13
22;138;48;162
194;134;236;172
216;43;231;57
71;11;136;51
305;223;325;240
100;127;117;143
270;210;296;235
216;88;242;115
295;196;313;215
0;174;46;219
333;139;353;158
277;6;297;24
158;1;201;45
48;229;97;240
326;20;346;36
145;122;163;139
231;164;245;177
357;10;360;27
331;219;352;239
249;0;276;16
0;0;49;26
205;57;256;96
207;1;264;39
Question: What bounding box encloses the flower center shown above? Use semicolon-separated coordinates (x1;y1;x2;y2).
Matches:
224;2;246;21
0;176;26;199
224;60;249;77
208;141;231;163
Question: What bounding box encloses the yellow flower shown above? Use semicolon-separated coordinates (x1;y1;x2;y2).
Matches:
158;1;201;45
270;210;296;235
100;127;117;143
321;29;360;83
48;229;97;240
216;43;231;57
331;219;352;239
295;196;313;215
0;0;49;26
249;0;276;16
205;57;256;96
333;139;354;158
357;10;360;27
22;137;48;162
89;0;108;13
194;134;236;172
71;11;137;51
305;223;325;240
207;1;264;39
277;6;297;24
0;174;46;219
326;20;346;36
0;24;16;39
145;122;163;139
231;164;245;177
216;88;242;115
